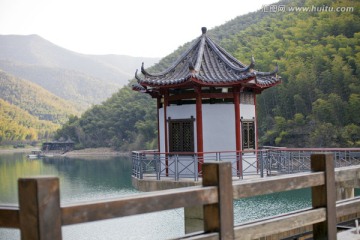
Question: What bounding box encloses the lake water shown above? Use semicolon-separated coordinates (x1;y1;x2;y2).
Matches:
0;153;312;240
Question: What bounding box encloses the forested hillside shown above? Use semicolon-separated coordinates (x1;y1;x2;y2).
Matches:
56;0;360;150
0;71;79;123
0;99;58;143
56;87;157;150
0;35;159;145
0;61;119;110
236;0;360;147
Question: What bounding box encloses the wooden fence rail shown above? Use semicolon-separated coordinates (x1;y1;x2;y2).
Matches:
1;154;360;239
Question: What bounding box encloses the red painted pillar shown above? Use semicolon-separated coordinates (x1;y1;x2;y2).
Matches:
254;93;259;171
195;86;204;173
163;90;169;175
157;97;161;152
234;88;242;176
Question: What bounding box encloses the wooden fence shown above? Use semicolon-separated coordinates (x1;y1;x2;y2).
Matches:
1;153;360;239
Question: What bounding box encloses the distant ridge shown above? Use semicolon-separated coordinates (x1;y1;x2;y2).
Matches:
0;70;79;123
0;34;160;110
0;34;160;143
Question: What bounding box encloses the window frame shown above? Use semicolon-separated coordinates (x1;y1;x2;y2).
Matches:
168;118;195;153
242;121;255;149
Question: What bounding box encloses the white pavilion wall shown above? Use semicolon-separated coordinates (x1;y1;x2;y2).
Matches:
240;103;255;120
159;104;238;152
158;101;256;176
158;102;256;153
202;104;236;152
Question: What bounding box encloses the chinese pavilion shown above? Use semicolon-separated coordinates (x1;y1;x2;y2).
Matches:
133;27;280;175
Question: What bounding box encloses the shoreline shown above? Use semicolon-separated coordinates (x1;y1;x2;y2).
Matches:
63;148;130;157
0;147;130;157
0;148;33;154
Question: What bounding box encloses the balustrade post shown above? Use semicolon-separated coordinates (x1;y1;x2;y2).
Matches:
260;151;264;178
175;154;179;181
156;153;160;180
194;154;198;181
18;177;62;240
311;153;337;240
136;152;141;178
202;162;234;239
139;153;144;179
266;150;271;175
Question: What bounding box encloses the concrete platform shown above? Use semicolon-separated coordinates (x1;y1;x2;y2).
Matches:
338;228;360;239
132;173;267;192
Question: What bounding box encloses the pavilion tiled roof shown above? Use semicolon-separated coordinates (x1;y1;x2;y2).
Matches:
133;27;280;92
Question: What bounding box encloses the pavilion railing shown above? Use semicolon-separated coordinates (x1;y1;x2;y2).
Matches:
132;150;262;181
265;148;360;175
132;148;360;181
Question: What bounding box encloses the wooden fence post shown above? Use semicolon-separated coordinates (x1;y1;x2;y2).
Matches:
311;153;337;240
18;177;62;240
202;162;234;239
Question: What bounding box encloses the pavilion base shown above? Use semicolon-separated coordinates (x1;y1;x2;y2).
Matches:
131;176;201;192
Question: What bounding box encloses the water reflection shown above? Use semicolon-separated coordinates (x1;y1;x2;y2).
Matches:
234;188;311;224
0;153;184;240
0;154;137;204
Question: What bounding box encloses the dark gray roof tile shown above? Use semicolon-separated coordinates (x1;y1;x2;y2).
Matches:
134;27;281;90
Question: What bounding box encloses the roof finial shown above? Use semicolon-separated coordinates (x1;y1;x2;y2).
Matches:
201;27;207;34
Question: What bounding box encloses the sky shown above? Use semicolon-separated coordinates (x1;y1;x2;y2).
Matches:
0;0;277;58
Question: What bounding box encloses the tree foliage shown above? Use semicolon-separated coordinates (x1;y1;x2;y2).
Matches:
56;0;360;150
55;87;157;150
0;99;58;144
248;0;360;147
0;70;79;124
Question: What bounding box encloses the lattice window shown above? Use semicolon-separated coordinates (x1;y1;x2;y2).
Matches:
242;121;255;149
169;118;194;152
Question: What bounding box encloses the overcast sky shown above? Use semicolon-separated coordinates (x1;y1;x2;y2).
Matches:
0;0;277;58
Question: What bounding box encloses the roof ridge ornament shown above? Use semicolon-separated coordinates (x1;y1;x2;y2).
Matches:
249;56;255;68
201;27;207;35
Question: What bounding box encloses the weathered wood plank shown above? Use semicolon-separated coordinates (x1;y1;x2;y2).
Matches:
0;206;19;228
234;208;326;239
335;166;360;187
18;177;62;240
203;162;234;239
311;153;337;240
62;185;218;225
230;165;360;200
232;172;324;199
336;197;360;218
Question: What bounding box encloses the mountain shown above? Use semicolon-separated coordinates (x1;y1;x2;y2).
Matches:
55;0;360;150
0;98;59;142
0;70;79;123
0;34;160;110
0;34;160;144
